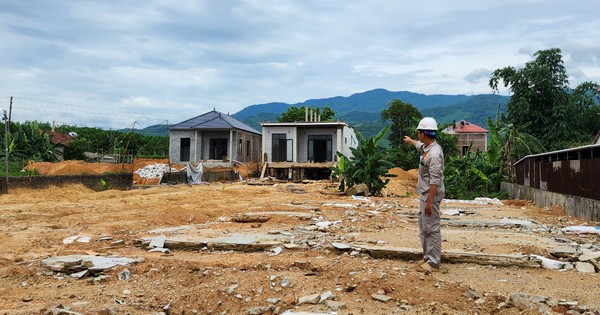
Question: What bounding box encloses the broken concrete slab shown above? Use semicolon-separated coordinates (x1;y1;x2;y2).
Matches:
42;255;141;274
243;211;315;220
149;235;166;248
232;213;271;223
297;293;321;305
136;233;285;252
148;225;194;234
332;242;351;250
550;246;577;258
578;252;600;262
575;262;596;273
371;294;392;302
361;245;538;267
443;219;534;228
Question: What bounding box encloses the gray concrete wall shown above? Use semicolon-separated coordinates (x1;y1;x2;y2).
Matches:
501;182;600;222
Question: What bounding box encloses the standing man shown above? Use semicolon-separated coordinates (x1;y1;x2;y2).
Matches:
403;117;445;274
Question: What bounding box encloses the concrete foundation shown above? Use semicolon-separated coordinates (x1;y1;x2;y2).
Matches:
502;182;600;222
3;173;133;192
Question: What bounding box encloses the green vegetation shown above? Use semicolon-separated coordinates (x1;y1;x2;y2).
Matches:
331;126;395;196
490;48;600;151
0;121;169;176
278;106;335;122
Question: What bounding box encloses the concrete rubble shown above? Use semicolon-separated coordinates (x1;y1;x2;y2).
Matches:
29;191;600;314
134;163;177;179
41;255;143;275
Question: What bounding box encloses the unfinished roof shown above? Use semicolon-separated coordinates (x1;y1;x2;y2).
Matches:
261;121;350;128
444;120;488;134
170;110;260;134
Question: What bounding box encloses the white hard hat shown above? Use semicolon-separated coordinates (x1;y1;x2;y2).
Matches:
416;117;438;131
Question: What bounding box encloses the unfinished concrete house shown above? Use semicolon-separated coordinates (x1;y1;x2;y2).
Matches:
169;110;262;165
261;109;358;180
443;120;488;157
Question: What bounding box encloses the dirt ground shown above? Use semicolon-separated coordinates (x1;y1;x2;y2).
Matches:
1;161;599;314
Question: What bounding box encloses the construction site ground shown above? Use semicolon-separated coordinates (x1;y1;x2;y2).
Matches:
1;160;599;315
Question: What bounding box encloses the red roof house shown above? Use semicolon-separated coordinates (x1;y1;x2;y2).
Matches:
443;120;489;158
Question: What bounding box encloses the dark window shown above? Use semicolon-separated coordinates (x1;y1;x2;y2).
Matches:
308;135;332;162
209;138;228;160
180;138;191;162
246;140;251;157
272;133;289;162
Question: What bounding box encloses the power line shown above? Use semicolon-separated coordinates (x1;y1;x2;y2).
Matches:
5;96;189;128
10;96;186;120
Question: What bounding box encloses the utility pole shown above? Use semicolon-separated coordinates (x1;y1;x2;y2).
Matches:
2;107;8;193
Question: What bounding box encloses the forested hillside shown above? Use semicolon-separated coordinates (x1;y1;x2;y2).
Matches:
234;89;508;139
127;89;509;140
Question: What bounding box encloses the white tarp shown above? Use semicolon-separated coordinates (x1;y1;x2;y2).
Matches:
186;162;204;184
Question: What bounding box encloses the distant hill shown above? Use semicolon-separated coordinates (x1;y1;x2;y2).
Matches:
233;89;471;120
126;89;509;139
118;124;169;136
234;89;509;138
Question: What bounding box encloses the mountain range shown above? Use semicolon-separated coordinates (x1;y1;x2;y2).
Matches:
129;89;509;139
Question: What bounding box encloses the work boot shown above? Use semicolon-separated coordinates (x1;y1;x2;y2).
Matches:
415;262;439;275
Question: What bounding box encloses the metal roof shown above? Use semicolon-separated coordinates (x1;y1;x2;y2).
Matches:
514;143;600;165
170;110;261;135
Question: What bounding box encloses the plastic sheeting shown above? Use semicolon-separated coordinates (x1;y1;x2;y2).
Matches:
186;162;204;184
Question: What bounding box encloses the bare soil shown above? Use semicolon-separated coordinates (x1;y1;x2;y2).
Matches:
1;161;599;314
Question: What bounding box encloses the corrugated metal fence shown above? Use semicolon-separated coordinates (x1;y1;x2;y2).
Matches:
515;144;600;201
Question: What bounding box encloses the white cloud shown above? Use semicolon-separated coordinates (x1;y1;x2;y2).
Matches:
0;0;599;128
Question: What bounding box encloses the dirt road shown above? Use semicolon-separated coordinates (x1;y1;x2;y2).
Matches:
0;168;599;314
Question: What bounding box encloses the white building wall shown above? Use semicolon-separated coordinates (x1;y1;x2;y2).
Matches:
341;126;358;158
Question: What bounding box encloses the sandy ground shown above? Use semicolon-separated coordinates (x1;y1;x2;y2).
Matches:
1;161;599;314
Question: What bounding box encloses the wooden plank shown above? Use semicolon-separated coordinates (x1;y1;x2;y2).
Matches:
260;162;268;179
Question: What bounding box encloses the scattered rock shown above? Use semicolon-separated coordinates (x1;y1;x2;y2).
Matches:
575;262;596;273
233;213;271;223
297;293;320;305
550;246;577;259
371;294;392;302
345;184;369;196
118;269;131;281
578;252;600;262
325;300;347;311
246;306;272;315
332;242;351;250
149;235;166;248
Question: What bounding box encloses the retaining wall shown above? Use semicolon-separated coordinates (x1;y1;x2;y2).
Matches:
501;182;600;222
0;169;238;194
4;173;133;192
160;170;236;185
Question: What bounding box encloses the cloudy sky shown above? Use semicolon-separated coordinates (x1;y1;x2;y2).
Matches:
1;1;599;129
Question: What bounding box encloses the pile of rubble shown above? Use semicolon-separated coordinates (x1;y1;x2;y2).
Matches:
133;163;175;179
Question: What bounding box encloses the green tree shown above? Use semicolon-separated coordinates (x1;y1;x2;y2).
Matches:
490;48;599;150
381;99;422;147
278;106;335;122
9;121;60;162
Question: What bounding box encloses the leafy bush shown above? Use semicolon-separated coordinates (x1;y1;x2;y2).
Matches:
332;126;395;196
